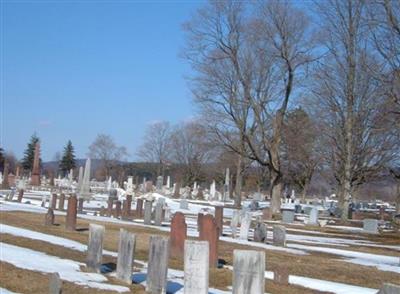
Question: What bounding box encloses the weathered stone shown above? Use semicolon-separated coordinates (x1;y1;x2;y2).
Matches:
51;194;57;210
107;199;113;217
17;189;24;202
170;212;187;258
239;212;252;240
122;200;130;220
154;202;164;226
30;142;41;186
377;283;400;294
274;265;289;285
232;250;265;294
145;181;153;192
126;194;132;213
180;199;189;210
65;195;77;231
309;207;318;225
273;225;286;247
214;206;224;236
45;208;55;226
78;198;84;214
230;209;240;238
156;176;163;190
199;214;219;267
114;200;122;218
363;219;379;234
253;221;267;243
136;198;144;218
86;224;105;273
48;272;62;294
144;200;153;225
58;193;65;210
262;207;272;220
146;236;169;294
281;209;295;224
184;240;209;294
116;229;136;284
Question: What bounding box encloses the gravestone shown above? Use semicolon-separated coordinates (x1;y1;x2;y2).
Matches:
126;194;132;213
214;206;224;236
86;224;105;273
146;236;169;294
184;240;209;294
156;176;163;191
309;207;318;225
281;209;295;223
154;202;164;226
262;207;272;220
199;214;219;267
253;221;267;243
230;209;240;238
363;219;379;234
274;265;289;285
78;198;84;214
377;283;400;294
51;194;57;210
136;198;144;218
107;199;113;217
58;193;65;210
232;250;265;294
30;142;41;186
45;208;55;226
114;200;122;219
180;199;189;210
144;200;153;225
170;212;187;258
17;189;24;202
116;229;136;284
273;225;286;247
48;272;62;294
65;195;77;231
239;212;252;240
122;200;130;220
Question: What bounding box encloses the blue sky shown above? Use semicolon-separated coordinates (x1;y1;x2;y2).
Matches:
1;1;202;161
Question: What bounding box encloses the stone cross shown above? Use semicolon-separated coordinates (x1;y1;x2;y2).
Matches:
48;272;62;294
214;206;224;236
239;212;252;240
154;202;164;226
232;250;265;294
58;193;65;210
253;220;267;243
65;195;77;231
170;212;187;258
273;225;286;247
116;229;136;284
45;208;55;226
144;200;153;225
86;224;105;273
198;214;219;267
146;236;169;294
184;240;209;294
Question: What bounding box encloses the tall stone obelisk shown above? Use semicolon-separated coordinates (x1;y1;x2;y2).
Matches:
31;142;41;186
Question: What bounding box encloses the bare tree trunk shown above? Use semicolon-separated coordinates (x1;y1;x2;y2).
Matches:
301;182;308;203
234;154;243;208
269;168;282;214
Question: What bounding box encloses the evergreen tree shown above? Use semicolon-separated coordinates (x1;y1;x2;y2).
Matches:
0;147;4;172
22;134;40;171
60;140;76;175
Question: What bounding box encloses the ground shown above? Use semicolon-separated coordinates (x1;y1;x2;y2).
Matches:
0;194;399;294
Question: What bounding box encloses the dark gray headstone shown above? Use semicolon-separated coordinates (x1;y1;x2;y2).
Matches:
253;221;267;243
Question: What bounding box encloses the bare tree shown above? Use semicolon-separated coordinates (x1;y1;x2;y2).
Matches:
169;121;214;186
312;0;399;220
137;121;172;176
282;108;321;202
183;0;315;213
88;134;128;180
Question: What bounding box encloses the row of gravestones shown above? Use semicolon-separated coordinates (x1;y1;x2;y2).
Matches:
48;223;268;294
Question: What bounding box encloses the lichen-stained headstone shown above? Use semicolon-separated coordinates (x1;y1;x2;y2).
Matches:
144;200;153;225
116;229;136;284
170;212;187;258
273;225;286;247
154;202;164;226
184;240;209;294
146;235;169;294
232;250;265;294
86;224;105;273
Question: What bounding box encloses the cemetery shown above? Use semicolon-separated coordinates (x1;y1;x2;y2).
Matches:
1;0;400;293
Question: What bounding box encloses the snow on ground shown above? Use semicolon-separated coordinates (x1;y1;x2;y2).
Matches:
0;224;379;294
0;242;129;292
0;287;19;294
